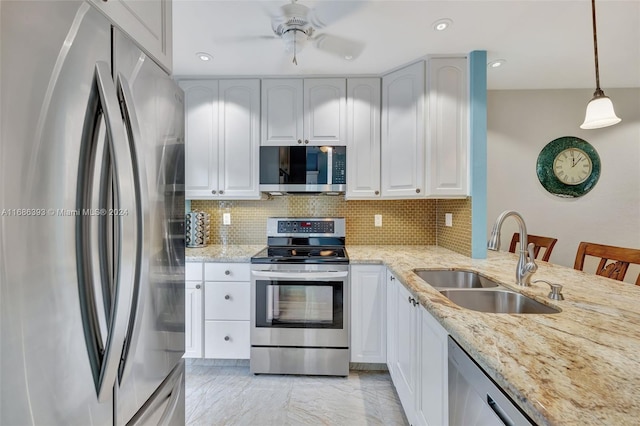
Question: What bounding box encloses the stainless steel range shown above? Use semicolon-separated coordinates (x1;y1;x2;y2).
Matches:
250;217;349;376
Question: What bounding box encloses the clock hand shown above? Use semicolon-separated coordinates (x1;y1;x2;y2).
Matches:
574;156;585;167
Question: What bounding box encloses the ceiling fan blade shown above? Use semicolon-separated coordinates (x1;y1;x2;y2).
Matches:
308;2;364;29
314;33;365;60
217;34;278;43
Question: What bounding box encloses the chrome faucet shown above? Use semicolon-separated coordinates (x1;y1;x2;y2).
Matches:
487;210;538;286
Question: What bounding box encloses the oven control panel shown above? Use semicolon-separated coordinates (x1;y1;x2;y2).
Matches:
277;220;334;234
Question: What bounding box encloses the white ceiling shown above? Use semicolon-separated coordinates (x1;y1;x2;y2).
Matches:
172;0;640;90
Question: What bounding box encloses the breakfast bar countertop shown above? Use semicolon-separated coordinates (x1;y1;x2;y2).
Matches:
185;244;640;425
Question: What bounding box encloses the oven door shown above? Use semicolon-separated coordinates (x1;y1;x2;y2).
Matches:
250;264;349;348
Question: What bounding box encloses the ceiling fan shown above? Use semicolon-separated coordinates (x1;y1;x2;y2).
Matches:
267;0;364;65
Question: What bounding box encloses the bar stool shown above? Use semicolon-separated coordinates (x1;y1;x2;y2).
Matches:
508;233;558;262
573;242;640;285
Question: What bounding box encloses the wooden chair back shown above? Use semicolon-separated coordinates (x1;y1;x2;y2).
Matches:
509;233;558;262
573;242;640;285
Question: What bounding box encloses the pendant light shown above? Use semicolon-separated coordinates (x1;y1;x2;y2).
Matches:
580;0;621;129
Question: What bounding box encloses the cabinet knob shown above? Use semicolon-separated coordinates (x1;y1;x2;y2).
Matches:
219;190;224;195
224;270;231;275
297;139;302;144
211;190;217;194
374;190;380;195
304;139;309;144
195;284;201;289
416;188;421;194
224;294;230;300
224;336;230;341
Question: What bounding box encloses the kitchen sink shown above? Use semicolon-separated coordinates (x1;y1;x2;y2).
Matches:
413;269;500;289
439;289;561;314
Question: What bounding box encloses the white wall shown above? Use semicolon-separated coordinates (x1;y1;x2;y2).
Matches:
487;88;640;281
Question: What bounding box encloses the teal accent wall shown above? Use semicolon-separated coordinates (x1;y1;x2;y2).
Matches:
470;50;487;258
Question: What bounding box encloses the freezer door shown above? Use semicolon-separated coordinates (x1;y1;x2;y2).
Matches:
0;1;117;425
112;29;186;425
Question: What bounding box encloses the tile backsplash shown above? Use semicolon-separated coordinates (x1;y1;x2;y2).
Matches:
190;196;472;255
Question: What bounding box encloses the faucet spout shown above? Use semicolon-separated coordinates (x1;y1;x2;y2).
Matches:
487;210;538;286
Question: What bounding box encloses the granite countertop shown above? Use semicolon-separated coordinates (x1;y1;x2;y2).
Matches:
185;244;640;425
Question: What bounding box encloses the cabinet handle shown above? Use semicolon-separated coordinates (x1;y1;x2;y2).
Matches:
408;296;413;304
390;276;395;281
416;188;421;194
224;270;231;276
211;190;217;195
297;139;302;144
374;190;380;195
195;284;201;289
224;336;230;341
219;190;224;195
304;139;309;144
224;294;230;300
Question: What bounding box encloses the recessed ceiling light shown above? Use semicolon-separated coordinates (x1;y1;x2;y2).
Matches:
344;55;353;61
488;59;506;68
196;52;213;61
433;19;452;31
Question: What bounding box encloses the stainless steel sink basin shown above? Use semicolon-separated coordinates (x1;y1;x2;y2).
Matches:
413;269;500;289
439;289;561;314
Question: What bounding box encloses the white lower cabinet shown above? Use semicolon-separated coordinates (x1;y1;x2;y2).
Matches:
350;265;386;363
202;262;251;359
185;262;204;358
387;269;449;426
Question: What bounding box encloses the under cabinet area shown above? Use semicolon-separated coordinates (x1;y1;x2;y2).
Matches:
261;78;346;146
180;79;260;200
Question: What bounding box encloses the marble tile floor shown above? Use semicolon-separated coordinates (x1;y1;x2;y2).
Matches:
185;362;409;426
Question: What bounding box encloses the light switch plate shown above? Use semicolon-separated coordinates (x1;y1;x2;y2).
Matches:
223;212;231;225
374;214;382;227
445;213;453;227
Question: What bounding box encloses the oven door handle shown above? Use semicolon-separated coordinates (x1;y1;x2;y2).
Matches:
252;270;349;280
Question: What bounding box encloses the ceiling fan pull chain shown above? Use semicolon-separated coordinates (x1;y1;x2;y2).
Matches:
292;29;298;65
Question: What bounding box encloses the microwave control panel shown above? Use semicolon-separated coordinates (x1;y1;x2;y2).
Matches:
277;220;335;234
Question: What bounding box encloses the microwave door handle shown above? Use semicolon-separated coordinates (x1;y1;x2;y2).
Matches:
252;271;348;280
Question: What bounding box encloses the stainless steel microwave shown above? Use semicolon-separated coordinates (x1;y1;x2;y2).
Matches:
259;146;346;194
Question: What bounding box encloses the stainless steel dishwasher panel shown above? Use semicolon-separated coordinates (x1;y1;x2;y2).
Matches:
448;337;534;426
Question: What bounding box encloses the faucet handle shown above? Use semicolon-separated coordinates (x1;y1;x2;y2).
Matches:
526;242;536;262
532;279;564;300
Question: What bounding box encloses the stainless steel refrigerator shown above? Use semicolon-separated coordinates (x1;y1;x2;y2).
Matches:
1;1;186;424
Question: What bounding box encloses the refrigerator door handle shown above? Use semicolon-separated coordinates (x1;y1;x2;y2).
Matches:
76;61;137;402
115;72;150;383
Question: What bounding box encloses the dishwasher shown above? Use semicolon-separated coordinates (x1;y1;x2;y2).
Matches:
448;337;535;426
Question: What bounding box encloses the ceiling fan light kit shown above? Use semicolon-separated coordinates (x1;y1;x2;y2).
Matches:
580;0;621;130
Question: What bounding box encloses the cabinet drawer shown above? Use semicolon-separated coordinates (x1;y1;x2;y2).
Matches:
204;321;250;359
204;282;250;320
186;262;203;281
204;262;250;281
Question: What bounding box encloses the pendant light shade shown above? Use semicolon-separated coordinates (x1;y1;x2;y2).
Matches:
580;0;621;130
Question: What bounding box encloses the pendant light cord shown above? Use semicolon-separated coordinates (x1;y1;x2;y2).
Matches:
591;0;603;95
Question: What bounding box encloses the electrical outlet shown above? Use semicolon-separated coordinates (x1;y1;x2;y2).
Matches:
445;213;453;227
223;212;231;225
374;214;382;227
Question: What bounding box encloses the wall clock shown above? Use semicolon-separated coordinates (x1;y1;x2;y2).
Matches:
536;136;601;198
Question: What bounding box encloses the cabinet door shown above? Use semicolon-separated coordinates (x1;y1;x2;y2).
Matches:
426;57;469;197
394;281;419;424
386;270;398;377
180;80;218;199
184;281;203;358
381;61;425;198
416;306;449;426
346;78;381;199
304;78;347;146
350;265;386;363
89;0;172;72
204;282;251;321
204;321;250;359
261;79;304;146
218;79;261;199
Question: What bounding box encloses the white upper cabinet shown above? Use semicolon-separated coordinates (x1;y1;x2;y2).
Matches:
346;78;381;199
262;78;346;146
381;61;426;198
180;79;260;200
426;57;469;197
89;0;172;72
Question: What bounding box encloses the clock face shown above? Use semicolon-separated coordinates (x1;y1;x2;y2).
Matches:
536;136;601;198
553;148;593;185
